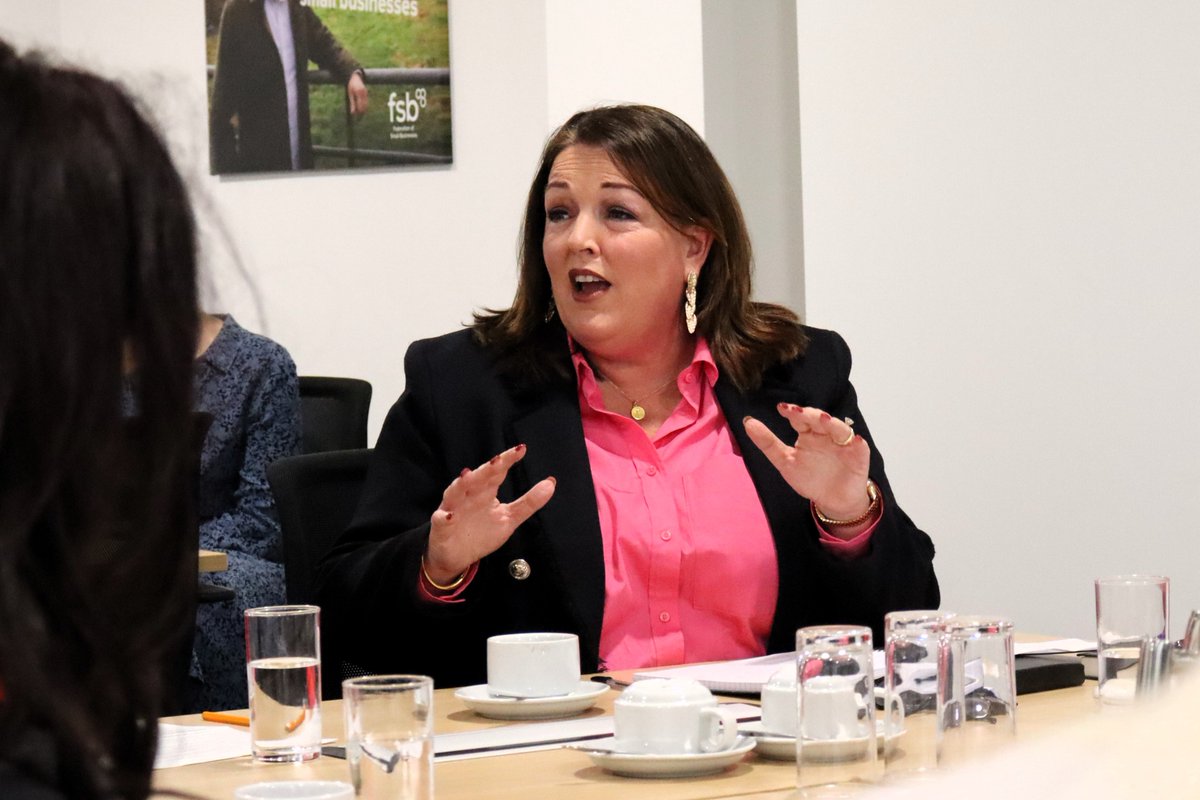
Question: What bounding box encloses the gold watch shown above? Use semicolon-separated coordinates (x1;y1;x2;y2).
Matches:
814;480;880;526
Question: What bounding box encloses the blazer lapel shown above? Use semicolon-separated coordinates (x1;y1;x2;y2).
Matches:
715;375;806;506
509;384;607;665
715;376;813;650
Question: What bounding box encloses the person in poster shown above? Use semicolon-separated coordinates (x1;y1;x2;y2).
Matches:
210;0;370;173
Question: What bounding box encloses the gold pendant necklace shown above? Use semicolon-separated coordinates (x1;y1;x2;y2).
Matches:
600;373;677;421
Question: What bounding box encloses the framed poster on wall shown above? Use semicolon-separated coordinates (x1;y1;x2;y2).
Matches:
205;0;451;175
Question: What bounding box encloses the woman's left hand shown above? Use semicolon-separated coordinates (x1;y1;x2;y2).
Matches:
743;403;873;521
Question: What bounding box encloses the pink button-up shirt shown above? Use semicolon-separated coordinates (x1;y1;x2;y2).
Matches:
574;341;778;670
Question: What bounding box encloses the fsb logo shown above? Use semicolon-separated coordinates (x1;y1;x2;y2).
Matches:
388;88;427;123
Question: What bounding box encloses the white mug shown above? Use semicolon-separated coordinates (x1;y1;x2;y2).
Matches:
486;632;580;698
759;665;799;737
799;675;867;741
613;678;739;754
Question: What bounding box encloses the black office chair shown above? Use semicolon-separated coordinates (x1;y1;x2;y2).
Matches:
298;376;372;454
267;447;372;698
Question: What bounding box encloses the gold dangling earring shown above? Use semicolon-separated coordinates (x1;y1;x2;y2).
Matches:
544;298;557;323
684;271;698;334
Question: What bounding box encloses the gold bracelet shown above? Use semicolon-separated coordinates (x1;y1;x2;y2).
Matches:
814;480;880;527
421;554;469;591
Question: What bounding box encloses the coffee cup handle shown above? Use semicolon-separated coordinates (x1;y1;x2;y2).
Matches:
698;706;740;753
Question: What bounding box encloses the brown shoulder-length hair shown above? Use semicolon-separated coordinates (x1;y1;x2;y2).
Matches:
473;104;807;392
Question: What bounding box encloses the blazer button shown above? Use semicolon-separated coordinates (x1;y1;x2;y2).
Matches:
508;559;531;581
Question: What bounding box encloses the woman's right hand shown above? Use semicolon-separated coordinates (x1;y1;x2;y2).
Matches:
423;444;557;585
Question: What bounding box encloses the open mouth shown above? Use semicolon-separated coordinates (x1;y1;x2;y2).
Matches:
570;270;611;297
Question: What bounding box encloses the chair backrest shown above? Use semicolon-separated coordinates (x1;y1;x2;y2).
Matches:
268;448;372;699
268;448;372;605
298;376;372;454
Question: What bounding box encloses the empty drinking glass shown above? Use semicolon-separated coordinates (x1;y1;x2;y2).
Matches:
937;615;1016;768
343;675;434;800
1095;575;1169;704
883;610;948;778
796;625;881;796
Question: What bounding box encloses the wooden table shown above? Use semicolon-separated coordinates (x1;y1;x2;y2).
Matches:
153;676;1100;799
199;549;228;573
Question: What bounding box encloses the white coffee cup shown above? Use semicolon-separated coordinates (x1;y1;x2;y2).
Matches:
486;632;580;698
613;678;739;754
759;665;799;737
799;675;867;740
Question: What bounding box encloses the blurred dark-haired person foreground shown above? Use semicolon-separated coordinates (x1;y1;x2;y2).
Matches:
0;41;200;799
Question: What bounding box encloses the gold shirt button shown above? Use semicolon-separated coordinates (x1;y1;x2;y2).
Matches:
508;559;531;580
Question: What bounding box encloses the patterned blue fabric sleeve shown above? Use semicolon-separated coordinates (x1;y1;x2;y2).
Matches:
198;343;300;562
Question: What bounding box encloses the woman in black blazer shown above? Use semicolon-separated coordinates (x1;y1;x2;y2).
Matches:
317;105;938;688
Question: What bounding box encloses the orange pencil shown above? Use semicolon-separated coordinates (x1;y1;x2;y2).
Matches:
284;709;308;733
201;711;250;727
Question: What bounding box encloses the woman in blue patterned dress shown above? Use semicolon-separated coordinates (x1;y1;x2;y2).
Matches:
191;313;301;712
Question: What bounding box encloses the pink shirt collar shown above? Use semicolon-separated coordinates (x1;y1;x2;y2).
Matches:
569;336;719;422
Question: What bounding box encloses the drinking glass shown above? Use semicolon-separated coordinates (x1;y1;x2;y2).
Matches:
343;675;434;800
883;610;948;778
937;615;1015;767
795;625;881;796
245;605;322;762
1095;575;1169;704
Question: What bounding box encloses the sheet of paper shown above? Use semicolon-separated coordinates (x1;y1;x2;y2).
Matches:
633;651;887;693
1015;638;1096;656
434;703;761;762
154;722;251;769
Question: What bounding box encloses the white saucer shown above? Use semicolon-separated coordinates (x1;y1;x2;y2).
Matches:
742;720;903;762
454;681;608;720
571;736;756;778
743;728;798;761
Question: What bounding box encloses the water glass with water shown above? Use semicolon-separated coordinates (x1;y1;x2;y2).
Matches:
937;615;1016;767
1095;575;1169;704
244;605;322;762
343;675;434;800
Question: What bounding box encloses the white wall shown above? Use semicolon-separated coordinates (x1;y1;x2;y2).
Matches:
796;1;1200;638
702;0;804;313
0;1;59;47
544;0;705;134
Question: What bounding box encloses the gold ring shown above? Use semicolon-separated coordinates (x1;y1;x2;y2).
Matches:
834;418;854;446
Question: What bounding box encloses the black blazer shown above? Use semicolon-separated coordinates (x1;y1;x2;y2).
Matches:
316;327;938;688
